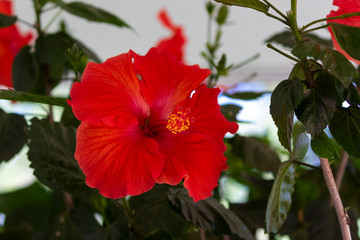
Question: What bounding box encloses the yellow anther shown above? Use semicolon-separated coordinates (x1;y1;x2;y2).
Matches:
166;107;193;134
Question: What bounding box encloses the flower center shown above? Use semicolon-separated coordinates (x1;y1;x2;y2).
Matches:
166;107;194;134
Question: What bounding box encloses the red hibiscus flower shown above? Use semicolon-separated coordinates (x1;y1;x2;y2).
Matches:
0;0;33;88
156;9;186;62
327;0;360;64
68;48;238;201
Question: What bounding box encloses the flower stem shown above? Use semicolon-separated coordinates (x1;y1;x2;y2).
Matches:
263;0;288;21
302;23;331;35
319;157;351;240
121;198;141;238
335;151;349;190
292;160;318;169
301;12;360;32
266;43;299;62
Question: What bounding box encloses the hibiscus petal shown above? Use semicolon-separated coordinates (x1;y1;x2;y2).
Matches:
131;48;211;122
68;52;150;127
155;133;228;202
156;9;186;62
75;122;164;198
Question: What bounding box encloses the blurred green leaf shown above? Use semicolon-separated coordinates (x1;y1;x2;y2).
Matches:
0;109;27;162
0;13;17;27
220;104;242;122
292;39;358;88
54;1;131;29
0;90;68;107
265;161;296;233
167;188;254;240
12;45;43;94
216;5;229;25
295;88;336;136
290;133;309;161
85;220;134;240
270;79;304;151
214;0;269;13
311;131;340;160
206;2;216;16
329;106;360;158
228;135;281;175
331;23;360;61
224;91;270;100
28;118;87;193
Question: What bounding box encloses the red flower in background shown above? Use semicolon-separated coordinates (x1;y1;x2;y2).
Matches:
0;0;33;88
156;9;186;62
68;48;238;201
327;0;360;64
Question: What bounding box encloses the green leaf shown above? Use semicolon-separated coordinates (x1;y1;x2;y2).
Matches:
228;135;281;175
224;91;270;100
0;90;68;107
167;188;254;240
28;118;87;193
311;131;340;160
214;0;269;13
0;109;27;162
295;88;336;136
290;133;309;161
216;5;229;25
336;81;360;105
329;106;360;158
265;30;333;49
270;79;304;151
0;13;17;27
265;161;297;233
220;104;242;122
55;1;131;29
331;23;360;61
292;39;358;88
12;45;42;93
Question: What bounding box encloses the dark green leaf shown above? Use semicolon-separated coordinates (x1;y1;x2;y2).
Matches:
311;131;340;160
270;79;304;151
295;88;336;136
85;221;134;240
224;91;270;100
290;133;309;161
265;161;296;233
206;2;216;16
167;188;254;240
336;81;360;105
0;90;68;107
214;0;269;13
0;13;17;27
228;135;281;175
33;0;51;9
56;1;131;29
220;104;242;122
0;109;27;162
329;106;360;158
12;45;42;93
216;5;229;25
292;39;358;88
331;23;360;61
315;71;344;106
28;118;87;193
265;30;333;49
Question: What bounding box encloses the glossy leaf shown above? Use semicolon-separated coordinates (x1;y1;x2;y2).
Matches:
292;39;358;88
167;188;254;240
329;106;360;158
224;91;270;100
220;104;242;122
295;88;336;136
0;109;27;162
214;0;269;13
28;118;87;193
270;79;304;151
265;161;296;233
311;131;340;160
0;90;68;107
331;23;360;61
0;13;17;27
228;135;281;175
290;133;309;161
55;1;131;29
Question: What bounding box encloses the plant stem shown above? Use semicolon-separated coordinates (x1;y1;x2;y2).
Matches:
319;157;351;240
292;160;318;169
267;43;299;62
199;228;206;240
301;12;360;32
335;151;349;190
264;12;288;25
122;198;141;239
302;23;331;35
262;0;288;21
